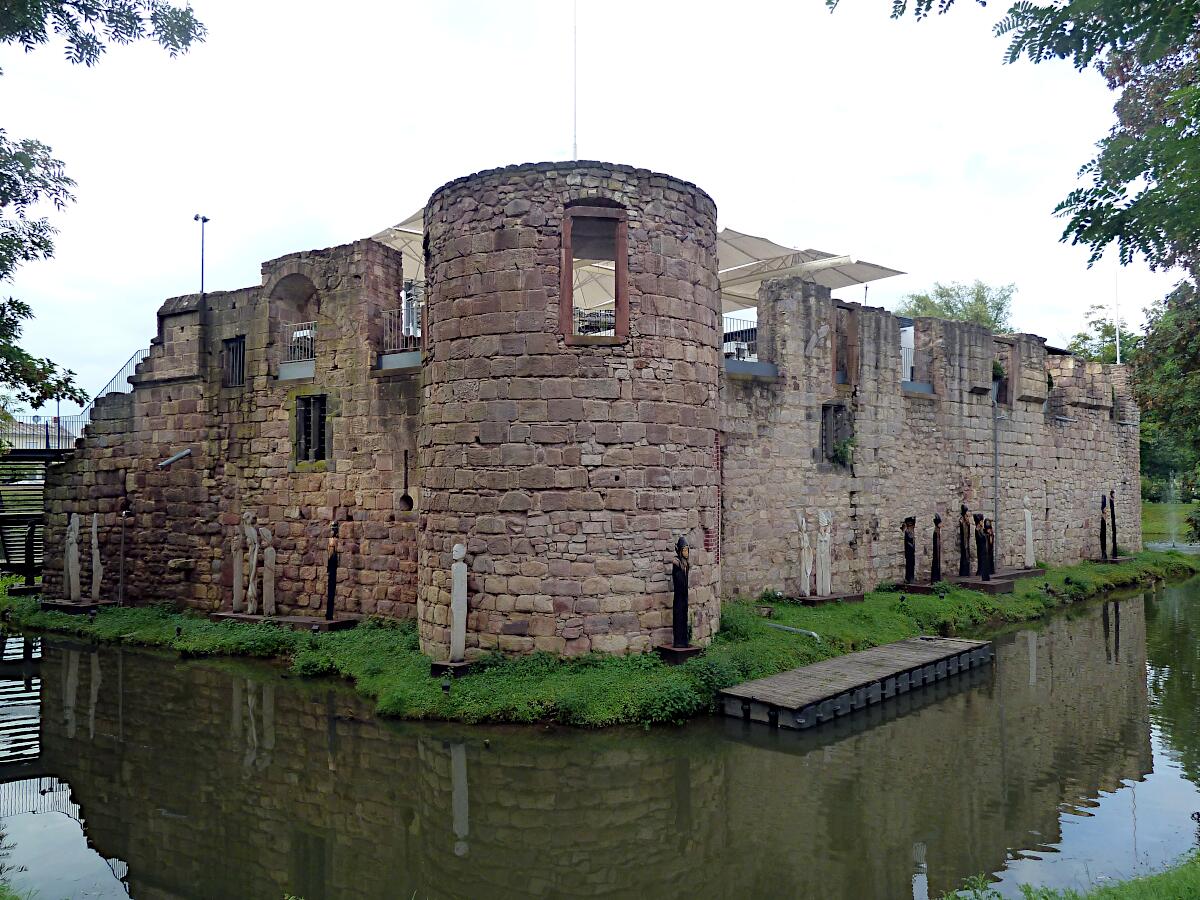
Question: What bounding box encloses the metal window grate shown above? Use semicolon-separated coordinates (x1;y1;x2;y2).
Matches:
722;315;758;361
572;307;616;336
223;335;246;387
284;322;317;362
296;395;327;462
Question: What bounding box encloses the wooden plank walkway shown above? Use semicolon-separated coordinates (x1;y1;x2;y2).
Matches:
719;635;993;730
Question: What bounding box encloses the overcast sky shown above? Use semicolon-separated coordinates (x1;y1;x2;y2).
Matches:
2;0;1183;413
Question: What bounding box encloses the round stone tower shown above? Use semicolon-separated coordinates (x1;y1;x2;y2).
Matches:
418;161;721;658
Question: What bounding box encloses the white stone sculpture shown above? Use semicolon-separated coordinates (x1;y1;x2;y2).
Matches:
64;513;81;603
243;512;260;615
816;511;833;597
231;526;244;613
90;513;104;602
259;527;276;617
1023;496;1035;570
450;543;468;663
798;512;813;598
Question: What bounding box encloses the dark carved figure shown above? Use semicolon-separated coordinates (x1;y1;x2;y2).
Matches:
1100;494;1109;561
902;517;916;584
671;535;690;648
958;504;971;577
931;513;942;584
326;522;339;621
1109;488;1118;558
974;513;990;581
984;518;996;577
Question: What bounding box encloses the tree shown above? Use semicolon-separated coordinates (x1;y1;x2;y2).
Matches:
1065;303;1138;364
0;2;205;408
895;280;1014;332
1134;282;1200;453
828;0;1200;278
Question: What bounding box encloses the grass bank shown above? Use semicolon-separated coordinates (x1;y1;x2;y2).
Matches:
2;551;1196;727
950;852;1200;898
1141;500;1195;543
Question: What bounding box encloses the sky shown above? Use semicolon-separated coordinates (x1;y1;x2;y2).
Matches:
1;0;1184;414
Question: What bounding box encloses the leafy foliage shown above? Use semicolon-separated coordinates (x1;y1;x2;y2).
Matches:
1057;35;1200;273
896;280;1014;333
1133;283;1200;452
830;0;1200;291
1066;303;1138;364
0;1;205;408
0;1;206;70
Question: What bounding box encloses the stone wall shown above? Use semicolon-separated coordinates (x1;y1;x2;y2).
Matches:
720;278;1141;599
44;239;422;619
418;162;722;659
41;159;1142;655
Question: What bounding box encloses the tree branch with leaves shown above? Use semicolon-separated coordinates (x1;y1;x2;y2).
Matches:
0;1;205;411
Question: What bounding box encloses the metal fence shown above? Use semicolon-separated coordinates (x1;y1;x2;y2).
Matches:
901;345;915;382
284;321;317;362
722;315;758;362
383;299;424;353
0;416;86;451
573;307;616;336
79;348;150;427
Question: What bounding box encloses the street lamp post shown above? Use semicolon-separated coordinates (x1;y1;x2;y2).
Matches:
193;213;210;300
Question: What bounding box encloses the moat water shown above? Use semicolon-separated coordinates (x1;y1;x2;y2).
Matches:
1;580;1200;899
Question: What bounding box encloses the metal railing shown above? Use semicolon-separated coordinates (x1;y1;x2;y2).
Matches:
382;299;424;353
284;321;317;362
0;416;87;450
79;348;150;427
0;344;146;450
901;345;915;382
722;315;758;362
573;307;616;336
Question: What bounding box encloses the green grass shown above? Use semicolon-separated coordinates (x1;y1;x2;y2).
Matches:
1;551;1197;728
948;852;1200;898
1141;500;1196;542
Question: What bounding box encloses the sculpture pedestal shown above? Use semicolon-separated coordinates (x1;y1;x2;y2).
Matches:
655;644;703;665
994;567;1042;580
208;612;357;631
796;592;865;607
39;599;116;615
897;583;938;595
430;659;475;678
949;576;1015;595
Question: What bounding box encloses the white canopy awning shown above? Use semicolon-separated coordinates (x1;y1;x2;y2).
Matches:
370;213;903;314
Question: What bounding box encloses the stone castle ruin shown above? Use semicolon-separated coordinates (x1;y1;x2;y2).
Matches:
43;161;1140;659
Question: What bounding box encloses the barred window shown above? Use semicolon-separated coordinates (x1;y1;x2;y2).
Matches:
296;395;327;462
222;336;246;387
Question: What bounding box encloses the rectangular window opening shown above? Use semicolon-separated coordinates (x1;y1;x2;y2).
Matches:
821;402;853;467
222;335;246;387
561;206;628;342
296;395;327;462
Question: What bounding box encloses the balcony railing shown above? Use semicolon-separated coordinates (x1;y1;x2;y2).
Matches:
573;307;616;336
383;299;424;353
284;321;316;362
722;315;758;362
